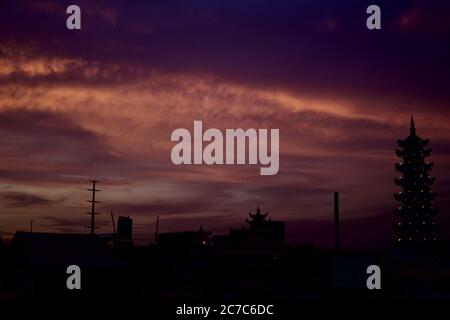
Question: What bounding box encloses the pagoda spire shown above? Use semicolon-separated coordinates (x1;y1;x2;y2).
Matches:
410;114;416;136
394;117;438;245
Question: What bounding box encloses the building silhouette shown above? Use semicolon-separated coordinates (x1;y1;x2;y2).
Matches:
213;206;285;253
6;232;132;300
158;225;212;250
116;216;133;247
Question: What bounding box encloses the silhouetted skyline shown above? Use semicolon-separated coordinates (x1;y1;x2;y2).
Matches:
1;0;450;249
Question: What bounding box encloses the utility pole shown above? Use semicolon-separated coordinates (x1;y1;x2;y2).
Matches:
87;180;101;235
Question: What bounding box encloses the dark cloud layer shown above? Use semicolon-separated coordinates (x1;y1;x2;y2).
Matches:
0;191;51;207
1;0;450;105
0;109;129;183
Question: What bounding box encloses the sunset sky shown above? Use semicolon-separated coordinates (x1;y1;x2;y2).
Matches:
0;0;449;248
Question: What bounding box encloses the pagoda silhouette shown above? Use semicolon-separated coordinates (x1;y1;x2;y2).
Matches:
245;206;268;227
394;116;438;245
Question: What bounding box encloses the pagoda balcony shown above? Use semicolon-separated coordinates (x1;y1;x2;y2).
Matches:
397;224;436;233
428;191;437;200
395;149;404;157
397;139;406;148
424;162;433;170
394;207;405;216
395;163;405;172
423;150;431;157
394;192;404;201
394;206;437;216
409;138;430;148
393;223;404;231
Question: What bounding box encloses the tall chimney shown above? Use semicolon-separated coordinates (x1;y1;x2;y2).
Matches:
334;192;340;251
154;215;159;245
